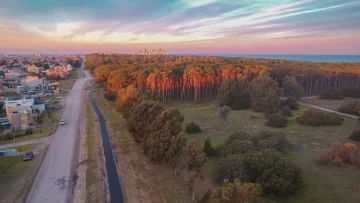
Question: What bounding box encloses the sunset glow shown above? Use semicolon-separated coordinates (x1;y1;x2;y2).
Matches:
1;0;360;54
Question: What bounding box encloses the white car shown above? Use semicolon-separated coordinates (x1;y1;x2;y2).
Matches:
60;119;65;125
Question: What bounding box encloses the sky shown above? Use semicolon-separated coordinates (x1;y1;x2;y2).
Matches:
0;0;360;55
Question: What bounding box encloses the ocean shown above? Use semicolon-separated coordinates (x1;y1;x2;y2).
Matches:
190;54;360;63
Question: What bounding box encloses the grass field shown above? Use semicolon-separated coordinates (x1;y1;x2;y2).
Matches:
0;128;50;145
0;145;47;203
177;102;360;203
93;88;192;203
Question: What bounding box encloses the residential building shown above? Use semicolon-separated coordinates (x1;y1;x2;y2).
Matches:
21;76;44;85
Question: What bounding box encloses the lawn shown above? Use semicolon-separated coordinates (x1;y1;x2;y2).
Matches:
178;102;360;203
0;127;50;145
93;88;192;203
0;145;47;203
4;144;38;152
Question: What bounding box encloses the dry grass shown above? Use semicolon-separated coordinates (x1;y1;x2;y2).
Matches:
302;97;360;111
177;102;360;203
93;88;192;203
84;92;107;203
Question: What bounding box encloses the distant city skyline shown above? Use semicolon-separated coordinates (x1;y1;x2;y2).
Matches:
1;0;360;54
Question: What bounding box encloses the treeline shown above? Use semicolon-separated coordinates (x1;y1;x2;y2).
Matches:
86;54;360;103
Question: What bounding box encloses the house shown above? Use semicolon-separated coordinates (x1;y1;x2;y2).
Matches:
27;65;41;74
5;97;45;130
7;106;35;130
16;83;56;95
21;76;44;85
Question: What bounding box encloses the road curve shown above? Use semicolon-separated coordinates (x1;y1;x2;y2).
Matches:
25;61;87;203
87;82;124;203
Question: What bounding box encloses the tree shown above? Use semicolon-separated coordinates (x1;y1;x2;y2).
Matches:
127;100;163;143
282;76;304;100
0;70;5;78
220;140;255;157
0;101;4;113
218;79;251;110
183;139;207;201
218;105;231;123
143;108;186;163
115;85;139;113
242;149;302;196
216;155;244;184
204;139;217;157
210;179;262;203
250;75;282;117
320;88;344;100
184;122;202;133
266;114;288;128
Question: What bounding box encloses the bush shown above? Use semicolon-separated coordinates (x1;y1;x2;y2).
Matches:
296;109;342;126
1;131;13;140
281;106;293;117
280;96;299;110
226;131;250;145
204;139;217;157
316;152;332;165
242;149;302;196
341;86;360;98
184;122;202;133
320;88;344;100
350;129;360;141
215;155;244;184
220;140;255;157
337;101;360;116
252;131;291;153
332;156;344;166
25;129;33;135
266;114;288;128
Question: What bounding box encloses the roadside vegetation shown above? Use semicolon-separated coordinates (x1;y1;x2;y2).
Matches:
86;54;360;203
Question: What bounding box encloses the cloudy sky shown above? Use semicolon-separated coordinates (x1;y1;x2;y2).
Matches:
1;0;360;54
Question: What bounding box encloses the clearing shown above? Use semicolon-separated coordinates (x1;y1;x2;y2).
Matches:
176;101;360;203
0;128;51;145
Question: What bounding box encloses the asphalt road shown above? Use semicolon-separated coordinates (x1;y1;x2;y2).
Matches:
87;82;124;203
25;62;87;203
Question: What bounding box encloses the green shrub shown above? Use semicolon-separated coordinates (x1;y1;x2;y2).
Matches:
25;129;33;135
341;86;360;98
266;114;288;128
242;149;302;196
337;101;360;116
252;131;291;153
226;131;250;145
0;131;13;140
350;129;360;141
281;106;293;117
220;140;255;157
215;154;244;184
320;88;344;100
184;122;202;133
204;139;217;157
280;96;299;110
296;109;342;126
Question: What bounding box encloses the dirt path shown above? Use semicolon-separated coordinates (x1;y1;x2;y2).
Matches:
298;100;358;119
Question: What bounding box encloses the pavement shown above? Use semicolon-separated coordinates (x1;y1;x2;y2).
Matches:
25;60;87;203
87;78;124;203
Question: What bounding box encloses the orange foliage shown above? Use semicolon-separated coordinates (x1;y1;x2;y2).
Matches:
318;141;360;168
316;152;332;165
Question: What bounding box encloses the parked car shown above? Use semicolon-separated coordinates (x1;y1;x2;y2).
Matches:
23;151;34;161
60;119;65;125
